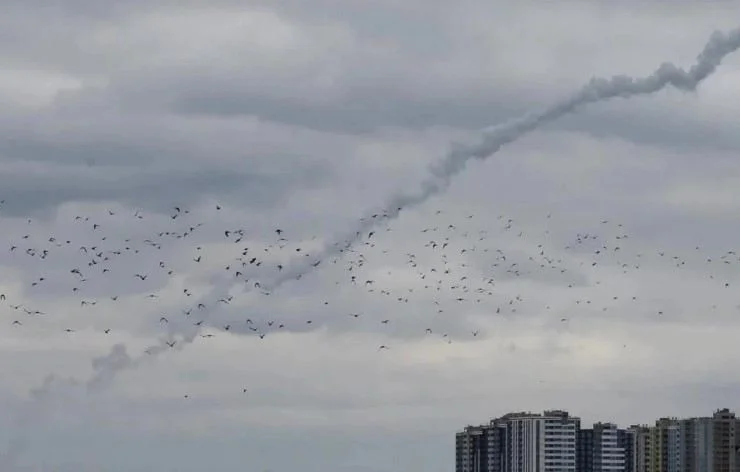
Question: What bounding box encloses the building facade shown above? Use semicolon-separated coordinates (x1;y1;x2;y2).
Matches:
578;423;627;472
710;409;739;472
456;410;579;472
505;410;579;472
456;409;739;472
618;427;636;472
456;423;507;472
594;423;626;472
633;426;653;472
578;429;595;472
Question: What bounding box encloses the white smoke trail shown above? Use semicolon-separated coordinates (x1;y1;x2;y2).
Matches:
266;26;740;289
1;269;252;469
0;344;137;469
3;26;739;469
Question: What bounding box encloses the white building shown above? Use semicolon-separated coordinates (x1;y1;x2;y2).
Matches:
505;410;579;472
594;423;626;472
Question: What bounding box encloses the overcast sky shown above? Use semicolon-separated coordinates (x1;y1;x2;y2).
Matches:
1;2;740;471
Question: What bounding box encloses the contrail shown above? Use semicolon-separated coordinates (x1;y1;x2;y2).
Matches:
0;344;137;469
266;26;740;289
3;26;739;469
1;270;254;469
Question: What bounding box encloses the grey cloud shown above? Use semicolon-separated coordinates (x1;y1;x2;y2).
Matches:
2;2;740;472
0;166;279;217
263;25;740;291
554;96;740;153
0;105;341;216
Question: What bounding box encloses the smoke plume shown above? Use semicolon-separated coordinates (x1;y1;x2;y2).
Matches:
0;344;137;469
1;271;245;469
3;26;739;469
266;26;740;289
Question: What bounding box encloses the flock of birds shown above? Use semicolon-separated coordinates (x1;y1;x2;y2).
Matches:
1;198;739;395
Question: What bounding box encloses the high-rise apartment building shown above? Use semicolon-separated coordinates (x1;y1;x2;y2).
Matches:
646;418;682;472
619;427;636;472
676;408;740;472
456;410;579;472
505;410;579;472
578;429;595;472
710;409;739;472
693;417;715;472
631;426;653;472
595;423;626;472
456;408;739;472
680;418;697;472
666;421;683;472
577;423;626;472
456;423;507;472
455;420;506;472
456;425;486;472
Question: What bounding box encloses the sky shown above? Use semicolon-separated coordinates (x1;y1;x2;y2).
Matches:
1;1;740;471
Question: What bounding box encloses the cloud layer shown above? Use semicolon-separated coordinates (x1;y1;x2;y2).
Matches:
1;2;740;471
